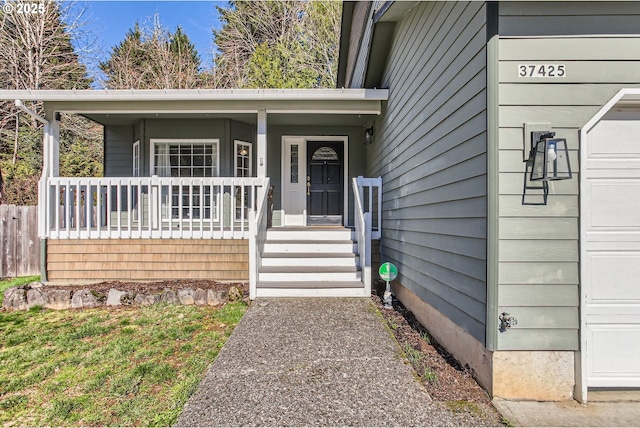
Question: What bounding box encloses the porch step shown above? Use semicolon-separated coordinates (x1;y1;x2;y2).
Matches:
257;281;365;289
266;228;355;241
258;227;363;292
263;240;356;253
261;252;360;267
259;266;361;282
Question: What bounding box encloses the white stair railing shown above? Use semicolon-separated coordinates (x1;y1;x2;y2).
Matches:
249;178;270;300
354;176;382;239
353;176;382;294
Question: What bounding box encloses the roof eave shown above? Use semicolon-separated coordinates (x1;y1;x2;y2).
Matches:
0;88;389;103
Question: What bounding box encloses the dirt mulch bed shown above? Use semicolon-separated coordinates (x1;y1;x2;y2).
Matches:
42;279;248;296
372;282;504;425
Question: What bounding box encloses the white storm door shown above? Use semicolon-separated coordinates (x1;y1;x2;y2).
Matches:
583;113;640;388
281;137;307;226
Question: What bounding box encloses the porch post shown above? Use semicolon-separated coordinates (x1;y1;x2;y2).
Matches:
257;109;267;177
38;122;51;238
49;113;60;177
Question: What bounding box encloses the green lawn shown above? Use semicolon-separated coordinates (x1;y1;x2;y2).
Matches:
0;279;247;426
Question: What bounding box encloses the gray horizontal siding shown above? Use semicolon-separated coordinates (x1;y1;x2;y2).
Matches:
499;1;640;37
370;1;488;344
496;1;640;351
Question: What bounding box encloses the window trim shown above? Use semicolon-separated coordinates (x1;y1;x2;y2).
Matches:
132;140;140;177
234;140;253;178
149;138;220;177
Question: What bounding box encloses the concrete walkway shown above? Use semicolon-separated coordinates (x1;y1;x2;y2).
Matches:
494;395;640;427
176;298;498;427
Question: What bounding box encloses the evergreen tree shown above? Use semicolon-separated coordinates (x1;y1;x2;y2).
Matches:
0;1;101;205
212;0;341;89
100;17;202;89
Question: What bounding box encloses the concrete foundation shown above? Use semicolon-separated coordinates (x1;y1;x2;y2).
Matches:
493;351;575;401
391;281;494;393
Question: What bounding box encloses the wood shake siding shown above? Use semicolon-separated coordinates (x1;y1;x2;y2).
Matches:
496;1;640;350
47;239;249;282
369;2;488;343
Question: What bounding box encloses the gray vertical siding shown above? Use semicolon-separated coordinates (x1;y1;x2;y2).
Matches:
496;1;640;350
369;1;489;343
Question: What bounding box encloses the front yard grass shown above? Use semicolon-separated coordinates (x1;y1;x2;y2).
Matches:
0;289;246;426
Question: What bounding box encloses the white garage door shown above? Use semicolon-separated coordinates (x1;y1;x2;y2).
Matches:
583;110;640;387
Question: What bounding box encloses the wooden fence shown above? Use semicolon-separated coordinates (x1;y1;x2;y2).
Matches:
1;205;40;278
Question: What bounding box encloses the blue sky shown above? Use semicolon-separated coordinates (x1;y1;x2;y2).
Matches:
66;1;226;81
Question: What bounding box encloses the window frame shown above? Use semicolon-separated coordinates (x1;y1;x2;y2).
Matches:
132;140;140;177
234;140;253;178
149;138;220;178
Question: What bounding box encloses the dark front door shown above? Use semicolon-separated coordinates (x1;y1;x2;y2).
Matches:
307;141;343;225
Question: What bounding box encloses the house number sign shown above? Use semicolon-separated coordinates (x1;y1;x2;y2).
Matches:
518;64;566;78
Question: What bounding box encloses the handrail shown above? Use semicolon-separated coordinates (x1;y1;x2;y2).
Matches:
353;177;372;295
354;176;382;239
249;178;270;300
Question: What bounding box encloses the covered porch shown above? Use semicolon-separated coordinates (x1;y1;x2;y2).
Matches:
2;89;387;297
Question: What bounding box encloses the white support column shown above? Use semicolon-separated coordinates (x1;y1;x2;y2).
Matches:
49;114;60;177
257;109;267;177
38;122;51;239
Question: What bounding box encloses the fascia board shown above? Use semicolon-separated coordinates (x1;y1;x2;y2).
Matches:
0;88;388;102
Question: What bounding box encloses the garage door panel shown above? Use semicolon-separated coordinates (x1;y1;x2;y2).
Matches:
584;112;640;390
587;181;640;228
588;118;640;157
587;253;640;301
584;163;640;176
584;233;640;245
587;325;640;387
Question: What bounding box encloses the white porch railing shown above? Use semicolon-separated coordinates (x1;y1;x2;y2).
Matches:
353;176;382;292
44;176;270;240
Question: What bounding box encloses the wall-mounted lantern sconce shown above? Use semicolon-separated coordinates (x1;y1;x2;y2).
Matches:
530;133;572;181
522;131;572;205
364;126;374;145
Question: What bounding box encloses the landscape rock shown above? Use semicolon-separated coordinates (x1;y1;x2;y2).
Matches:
3;282;242;311
44;289;72;310
207;289;227;306
26;288;47;308
193;288;208;305
3;287;28;310
106;289;130;306
159;289;178;304
134;293;158;306
228;285;243;302
71;289;101;309
178;289;195;305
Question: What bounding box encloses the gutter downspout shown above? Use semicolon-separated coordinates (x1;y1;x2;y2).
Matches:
15;99;48;125
15;100;50;282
